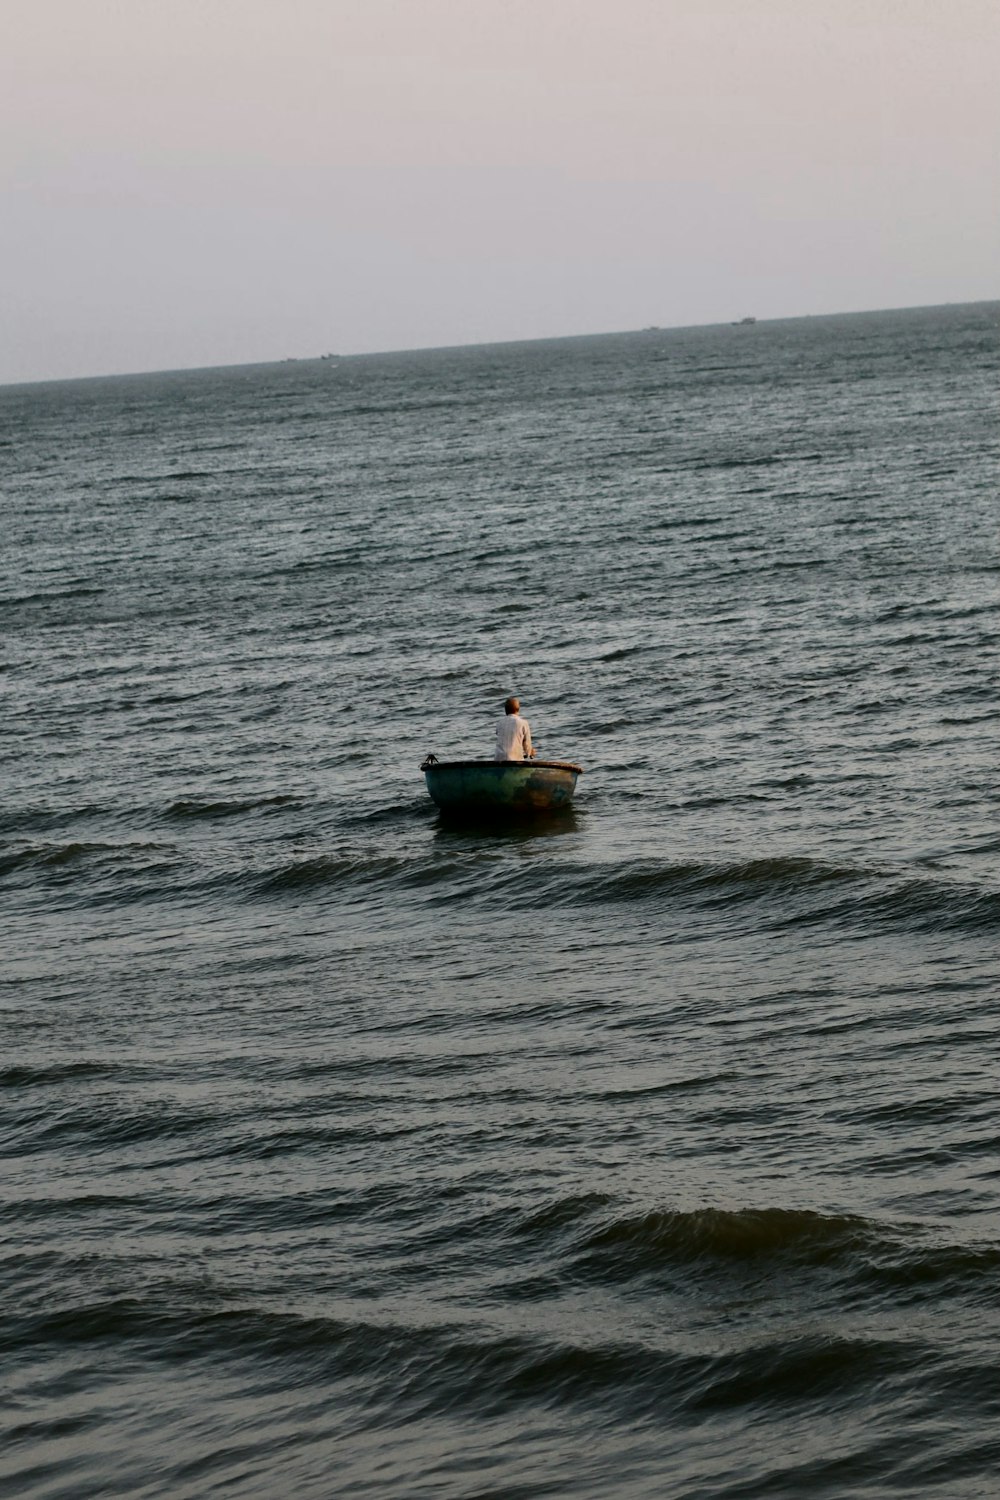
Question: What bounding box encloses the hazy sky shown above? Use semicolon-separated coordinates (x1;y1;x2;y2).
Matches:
2;0;997;382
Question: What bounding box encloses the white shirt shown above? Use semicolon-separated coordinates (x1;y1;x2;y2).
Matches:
494;713;533;760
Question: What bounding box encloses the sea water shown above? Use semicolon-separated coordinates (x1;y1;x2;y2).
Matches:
2;302;999;1498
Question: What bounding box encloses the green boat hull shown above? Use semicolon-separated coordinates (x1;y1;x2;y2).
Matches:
421;758;583;817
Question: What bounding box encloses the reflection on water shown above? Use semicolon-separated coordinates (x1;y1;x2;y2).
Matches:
432;807;580;844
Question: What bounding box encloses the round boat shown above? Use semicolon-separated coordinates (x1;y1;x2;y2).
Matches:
420;757;583;817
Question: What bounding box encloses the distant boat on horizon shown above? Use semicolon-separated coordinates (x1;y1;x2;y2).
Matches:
732;316;757;326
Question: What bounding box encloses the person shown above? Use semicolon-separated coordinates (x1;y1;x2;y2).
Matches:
494;696;536;760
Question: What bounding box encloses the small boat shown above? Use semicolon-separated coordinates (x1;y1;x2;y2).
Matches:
420;756;583;817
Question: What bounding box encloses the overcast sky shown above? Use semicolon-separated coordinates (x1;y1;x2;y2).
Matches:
2;0;997;383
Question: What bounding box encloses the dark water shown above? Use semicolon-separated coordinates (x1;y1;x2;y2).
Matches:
2;303;999;1498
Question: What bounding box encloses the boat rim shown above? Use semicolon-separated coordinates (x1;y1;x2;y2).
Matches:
421;757;583;774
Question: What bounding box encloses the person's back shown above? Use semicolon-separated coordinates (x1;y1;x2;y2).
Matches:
494;696;535;760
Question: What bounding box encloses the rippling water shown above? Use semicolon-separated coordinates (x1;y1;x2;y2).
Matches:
3;303;999;1498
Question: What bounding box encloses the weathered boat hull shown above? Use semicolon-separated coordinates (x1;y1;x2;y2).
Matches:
421;758;583;817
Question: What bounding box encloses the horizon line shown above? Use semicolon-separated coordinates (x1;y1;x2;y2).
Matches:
2;296;996;392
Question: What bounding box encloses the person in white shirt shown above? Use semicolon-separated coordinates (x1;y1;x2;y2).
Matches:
494;697;536;761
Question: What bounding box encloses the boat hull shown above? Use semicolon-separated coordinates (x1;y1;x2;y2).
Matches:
421;758;582;817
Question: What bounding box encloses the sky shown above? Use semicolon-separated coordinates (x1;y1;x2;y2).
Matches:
2;0;997;383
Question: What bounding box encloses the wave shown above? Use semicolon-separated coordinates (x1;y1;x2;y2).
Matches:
689;452;793;472
250;852;458;898
249;851;378;896
8;828;996;939
0;805;108;835
5;1188;1000;1476
649;513;728;531
339;800;434;829
226;853;761;908
148;468;216;482
225;846;1000;937
778;873;1000;936
338;396;471;417
0;1061;120;1088
5;1288;919;1420
571;1205;878;1273
8;1270;968;1457
519;855;1000;935
537;854;859;909
528;1199;1000;1307
0;585;105;608
0;840;173;878
15;1103;219;1155
470;1195;1000;1310
598;645;645;662
164;794;300;820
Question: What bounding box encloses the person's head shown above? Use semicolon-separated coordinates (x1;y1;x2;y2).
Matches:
504;696;520;716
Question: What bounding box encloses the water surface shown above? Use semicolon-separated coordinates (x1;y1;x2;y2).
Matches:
2;302;999;1497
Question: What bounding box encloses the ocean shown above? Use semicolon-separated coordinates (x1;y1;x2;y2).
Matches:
2;301;998;1498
